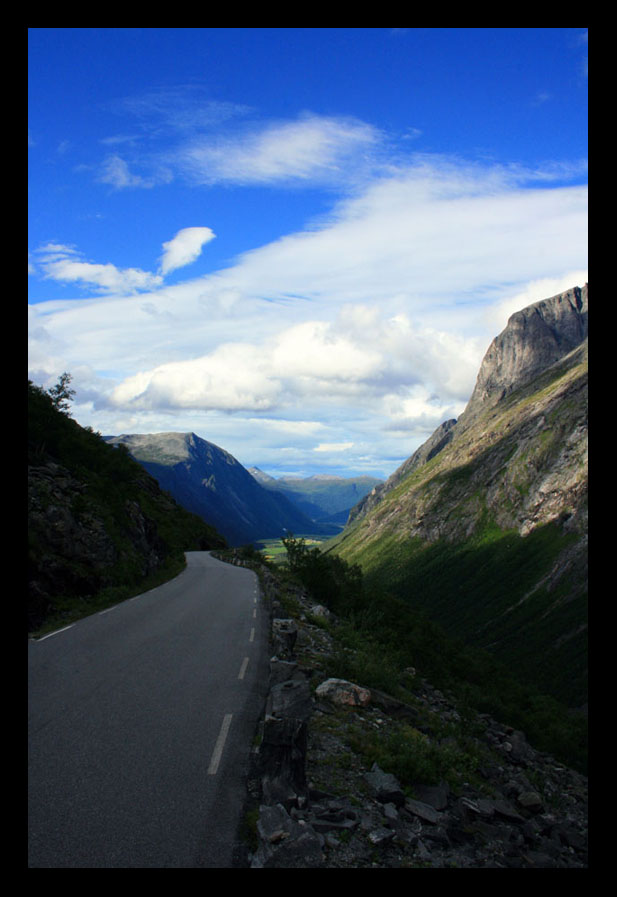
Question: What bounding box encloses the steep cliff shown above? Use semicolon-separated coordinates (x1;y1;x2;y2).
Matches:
331;285;588;706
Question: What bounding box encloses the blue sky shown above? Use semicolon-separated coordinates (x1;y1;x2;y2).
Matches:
28;27;588;479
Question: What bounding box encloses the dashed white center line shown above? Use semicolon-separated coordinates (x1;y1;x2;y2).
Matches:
238;656;249;680
207;713;233;775
249;627;255;642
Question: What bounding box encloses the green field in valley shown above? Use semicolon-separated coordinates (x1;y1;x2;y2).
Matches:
255;534;332;564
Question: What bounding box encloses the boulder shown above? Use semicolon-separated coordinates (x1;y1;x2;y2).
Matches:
364;763;406;808
315;678;371;707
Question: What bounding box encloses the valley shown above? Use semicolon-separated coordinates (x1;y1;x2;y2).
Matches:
28;284;588;857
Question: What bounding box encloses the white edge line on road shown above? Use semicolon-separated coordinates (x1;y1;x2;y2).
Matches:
208;713;233;775
36;624;75;641
238;657;249;680
98;605;118;615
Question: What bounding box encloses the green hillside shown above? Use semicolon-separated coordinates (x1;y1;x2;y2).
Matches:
28;379;226;634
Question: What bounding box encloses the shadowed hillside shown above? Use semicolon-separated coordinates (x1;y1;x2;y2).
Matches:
28;380;226;633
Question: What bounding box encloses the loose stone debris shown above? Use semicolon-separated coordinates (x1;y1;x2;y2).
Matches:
225;557;588;869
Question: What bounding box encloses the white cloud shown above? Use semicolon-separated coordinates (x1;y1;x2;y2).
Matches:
109;342;281;412
34;244;163;295
98;154;149;189
314;442;354;453
178;113;382;186
159;227;216;276
28;154;588;477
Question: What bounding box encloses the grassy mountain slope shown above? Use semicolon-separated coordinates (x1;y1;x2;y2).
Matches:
28;382;226;633
329;290;588;708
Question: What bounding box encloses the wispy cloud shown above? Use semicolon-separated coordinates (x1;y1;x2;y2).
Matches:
33;243;164;294
176;113;383;187
107;86;251;138
97;154;172;190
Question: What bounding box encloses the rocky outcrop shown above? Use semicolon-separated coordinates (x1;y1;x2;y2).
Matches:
464;284;588;413
350;284;588;530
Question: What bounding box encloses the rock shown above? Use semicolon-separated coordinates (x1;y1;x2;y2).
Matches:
259;678;313;809
272;619;298;657
315;678;371;707
517;791;544;812
268;658;299;687
413;782;450;810
310;604;332;620
364;763;406;808
466;284;588;410
405;798;442;825
367;827;396;847
251;804;324;868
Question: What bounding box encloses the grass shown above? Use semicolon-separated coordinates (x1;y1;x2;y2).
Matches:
255;534;333;564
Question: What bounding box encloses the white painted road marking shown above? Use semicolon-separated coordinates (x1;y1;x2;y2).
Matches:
207;713;233;775
238;657;249;680
249;628;255;642
36;624;75;641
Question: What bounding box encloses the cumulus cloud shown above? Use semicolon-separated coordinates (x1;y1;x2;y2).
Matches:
159;227;216;276
110;342;281;412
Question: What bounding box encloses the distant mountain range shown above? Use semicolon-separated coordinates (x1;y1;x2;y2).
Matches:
103;432;345;546
330;284;588;708
248;468;383;526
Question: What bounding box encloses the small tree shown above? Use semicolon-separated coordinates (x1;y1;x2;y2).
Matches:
47;371;76;415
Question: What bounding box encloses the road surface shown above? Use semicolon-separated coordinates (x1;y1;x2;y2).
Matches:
28;552;270;868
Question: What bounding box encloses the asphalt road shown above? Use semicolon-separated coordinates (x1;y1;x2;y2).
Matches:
28;552;270;868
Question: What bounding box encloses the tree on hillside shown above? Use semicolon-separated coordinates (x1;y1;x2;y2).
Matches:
47;372;75;415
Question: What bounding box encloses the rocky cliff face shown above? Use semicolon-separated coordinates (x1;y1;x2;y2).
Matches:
332;285;588;706
464;284;587;413
105;432;336;546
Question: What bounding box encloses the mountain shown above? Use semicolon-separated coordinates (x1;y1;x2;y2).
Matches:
28;382;225;632
330;284;588;708
248;469;383;526
104;432;338;546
